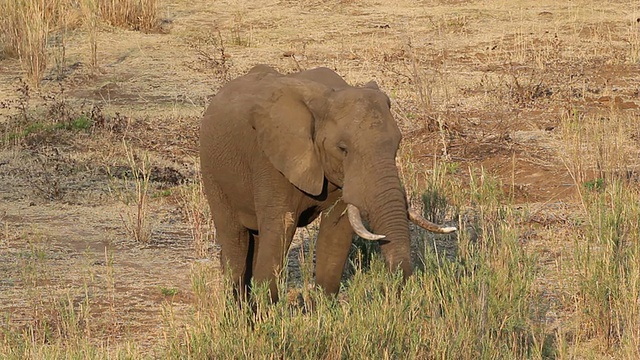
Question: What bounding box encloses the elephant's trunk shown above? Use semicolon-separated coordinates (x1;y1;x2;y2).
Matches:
363;161;413;279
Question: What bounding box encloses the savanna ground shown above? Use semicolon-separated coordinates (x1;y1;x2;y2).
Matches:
1;0;639;358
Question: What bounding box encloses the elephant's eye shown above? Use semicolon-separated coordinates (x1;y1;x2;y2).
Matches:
337;144;348;155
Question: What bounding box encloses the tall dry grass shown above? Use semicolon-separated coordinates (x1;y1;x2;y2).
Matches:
107;140;154;243
120;141;153;243
0;0;159;85
558;108;640;197
557;108;640;357
79;0;100;70
99;0;158;32
179;172;214;258
572;181;640;356
0;0;51;86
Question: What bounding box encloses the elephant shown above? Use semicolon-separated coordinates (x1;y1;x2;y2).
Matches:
200;64;456;302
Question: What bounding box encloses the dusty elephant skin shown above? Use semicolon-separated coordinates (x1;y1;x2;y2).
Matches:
200;65;455;302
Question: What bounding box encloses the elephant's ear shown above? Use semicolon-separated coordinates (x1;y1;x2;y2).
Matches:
364;80;391;108
250;79;330;196
363;80;380;90
248;64;279;75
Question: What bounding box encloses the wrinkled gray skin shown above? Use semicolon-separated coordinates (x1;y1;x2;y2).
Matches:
200;65;446;302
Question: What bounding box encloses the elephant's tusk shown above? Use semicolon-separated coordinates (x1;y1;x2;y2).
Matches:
408;208;457;234
346;204;386;240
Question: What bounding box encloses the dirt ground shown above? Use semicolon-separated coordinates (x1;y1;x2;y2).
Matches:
1;0;639;353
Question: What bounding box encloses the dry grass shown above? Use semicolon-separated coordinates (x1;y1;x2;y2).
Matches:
0;0;158;85
559;108;640;191
178;171;214;258
117;141;153;243
555;107;640;357
80;0;100;70
99;0;159;32
1;0;640;358
0;0;51;85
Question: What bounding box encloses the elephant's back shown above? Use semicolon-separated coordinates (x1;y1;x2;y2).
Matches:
289;67;349;90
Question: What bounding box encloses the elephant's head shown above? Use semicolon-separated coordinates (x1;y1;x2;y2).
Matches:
250;73;456;279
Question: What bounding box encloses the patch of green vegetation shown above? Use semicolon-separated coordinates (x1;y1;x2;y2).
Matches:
422;188;448;220
160;286;179;296
152;189;172;198
347;235;381;275
4;122;44;142
441;161;460;175
3;115;94;144
17;248;47;260
62;115;93;131
583;177;604;191
24;122;47;134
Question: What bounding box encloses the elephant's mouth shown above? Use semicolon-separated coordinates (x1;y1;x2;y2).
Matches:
345;203;457;241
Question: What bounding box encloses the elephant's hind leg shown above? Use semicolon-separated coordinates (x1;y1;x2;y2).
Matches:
315;201;354;295
245;232;259;292
204;183;252;301
219;227;251;301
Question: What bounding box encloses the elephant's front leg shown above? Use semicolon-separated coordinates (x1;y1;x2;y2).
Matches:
252;211;298;303
315;200;354;295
